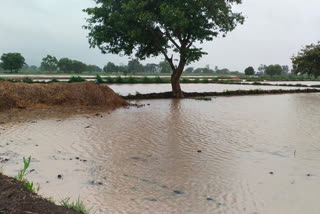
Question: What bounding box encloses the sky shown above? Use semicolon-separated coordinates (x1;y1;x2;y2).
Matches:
0;0;319;72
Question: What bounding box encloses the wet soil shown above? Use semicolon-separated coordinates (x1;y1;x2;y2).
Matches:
0;174;80;214
123;88;320;99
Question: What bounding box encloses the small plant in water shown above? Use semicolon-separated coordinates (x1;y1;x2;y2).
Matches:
17;156;40;193
60;197;93;214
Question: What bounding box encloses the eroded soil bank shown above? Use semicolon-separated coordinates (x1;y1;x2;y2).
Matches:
0;174;80;214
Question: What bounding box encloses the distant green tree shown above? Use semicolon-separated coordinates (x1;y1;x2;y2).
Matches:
40;55;58;71
103;62;117;73
244;66;255;75
185;67;194;73
87;64;102;73
128;59;143;74
193;68;203;73
118;65;128;75
258;64;267;75
0;53;25;73
72;60;87;74
29;65;38;70
58;58;73;73
292;42;320;78
282;65;289;75
22;63;30;71
216;68;230;74
84;0;245;98
159;61;171;73
144;63;158;73
265;64;283;76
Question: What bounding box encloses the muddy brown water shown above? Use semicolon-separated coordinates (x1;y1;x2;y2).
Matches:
1;93;320;213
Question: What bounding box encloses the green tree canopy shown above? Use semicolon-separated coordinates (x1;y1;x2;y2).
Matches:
72;60;87;74
104;62;117;73
244;66;255;75
58;58;73;73
87;64;102;73
144;63;158;73
185;67;194;73
292;42;320;78
84;0;244;97
265;64;283;76
128;59;143;74
159;61;171;73
0;53;25;73
40;55;58;71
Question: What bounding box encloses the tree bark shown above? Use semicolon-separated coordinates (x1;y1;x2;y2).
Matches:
171;67;184;98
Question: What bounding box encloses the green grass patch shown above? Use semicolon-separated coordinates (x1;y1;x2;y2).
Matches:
60;197;93;214
194;97;212;101
68;76;86;83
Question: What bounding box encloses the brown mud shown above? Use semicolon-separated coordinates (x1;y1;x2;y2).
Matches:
0;174;80;214
123;88;320;99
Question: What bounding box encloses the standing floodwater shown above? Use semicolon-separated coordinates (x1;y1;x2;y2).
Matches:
1;93;320;214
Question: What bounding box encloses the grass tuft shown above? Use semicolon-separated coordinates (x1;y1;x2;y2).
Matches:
194;97;212;101
16;156;40;193
60;197;93;214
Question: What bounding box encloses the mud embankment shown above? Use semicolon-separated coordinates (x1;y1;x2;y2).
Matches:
0;81;128;111
123;88;320;100
0;174;80;214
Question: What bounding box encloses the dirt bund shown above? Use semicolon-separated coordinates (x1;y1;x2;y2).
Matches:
0;81;128;111
0;173;80;214
123;88;320;99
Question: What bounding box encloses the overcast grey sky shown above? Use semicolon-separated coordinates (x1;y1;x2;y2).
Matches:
0;0;319;72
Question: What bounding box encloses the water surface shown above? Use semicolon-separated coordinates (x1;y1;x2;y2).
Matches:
1;93;320;214
109;83;305;96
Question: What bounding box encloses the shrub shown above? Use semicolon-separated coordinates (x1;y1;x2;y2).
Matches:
68;76;86;83
96;75;104;83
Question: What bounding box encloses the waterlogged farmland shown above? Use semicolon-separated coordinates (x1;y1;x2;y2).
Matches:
109;83;310;96
1;93;320;214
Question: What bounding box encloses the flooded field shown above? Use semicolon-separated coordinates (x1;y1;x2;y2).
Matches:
1;93;320;213
109;83;308;96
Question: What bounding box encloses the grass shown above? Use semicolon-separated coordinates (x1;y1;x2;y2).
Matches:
194;97;212;101
60;197;93;214
16;156;40;193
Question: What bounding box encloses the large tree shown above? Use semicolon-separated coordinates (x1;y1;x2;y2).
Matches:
0;53;25;73
84;0;245;98
292;42;320;78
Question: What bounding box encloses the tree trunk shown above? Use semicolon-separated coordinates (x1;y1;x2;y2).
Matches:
171;68;184;98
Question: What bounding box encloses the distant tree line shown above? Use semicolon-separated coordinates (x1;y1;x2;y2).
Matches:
0;52;242;74
244;64;290;76
1;41;319;77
